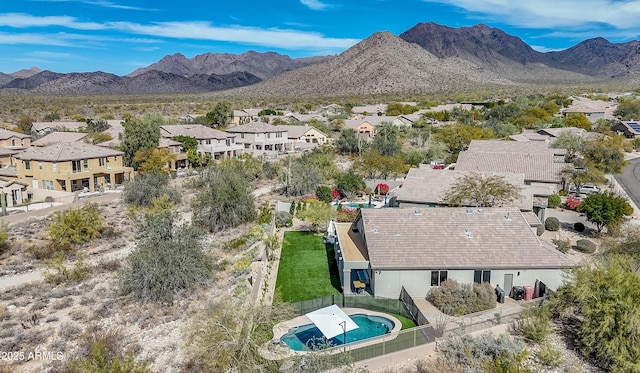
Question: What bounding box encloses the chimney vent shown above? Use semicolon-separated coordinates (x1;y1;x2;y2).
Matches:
464;229;473;238
505;212;511;221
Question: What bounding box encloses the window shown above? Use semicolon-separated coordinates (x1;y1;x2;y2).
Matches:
276;132;283;138
267;133;271;139
430;270;448;286
114;156;117;161
83;159;88;169
52;162;56;172
206;139;211;145
38;162;42;170
43;180;53;190
99;158;105;167
24;161;30;170
11;139;16;146
474;270;491;284
240;133;244;139
244;144;251;149
72;160;81;173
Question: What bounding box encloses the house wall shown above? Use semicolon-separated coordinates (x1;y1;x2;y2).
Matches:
16;155;132;192
528;181;561;194
356;124;375;138
0;136;31;147
234;131;290;156
372;268;566;299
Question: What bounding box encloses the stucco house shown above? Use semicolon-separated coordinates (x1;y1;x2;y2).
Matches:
232;109;262;125
31;132;88;147
342;120;375;139
15;142;133;192
318;104;345;116
0;128;31;148
562;97;616;123
0;177;28;207
160;124;241;161
350;104;387;115
278;125;328;151
611;121;640;138
390;167;550;222
328;207;574;299
226;122;290;157
455;140;568;192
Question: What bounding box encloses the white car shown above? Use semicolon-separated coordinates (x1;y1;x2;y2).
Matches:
570;184;601;194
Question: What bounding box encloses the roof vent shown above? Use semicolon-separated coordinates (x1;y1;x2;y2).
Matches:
464;229;473;239
414;209;423;216
372;228;379;234
505;212;512;221
466;208;473;214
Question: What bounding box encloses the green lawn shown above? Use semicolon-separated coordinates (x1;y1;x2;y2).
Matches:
383;312;417;330
275;231;341;303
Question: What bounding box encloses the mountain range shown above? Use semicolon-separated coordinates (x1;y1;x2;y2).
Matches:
1;22;639;96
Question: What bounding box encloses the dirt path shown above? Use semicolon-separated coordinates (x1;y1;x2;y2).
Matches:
0;270;43;290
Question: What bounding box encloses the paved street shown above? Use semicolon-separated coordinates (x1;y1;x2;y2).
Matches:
614;157;640;216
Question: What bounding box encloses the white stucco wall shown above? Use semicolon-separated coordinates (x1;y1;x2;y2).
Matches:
372;268;568;299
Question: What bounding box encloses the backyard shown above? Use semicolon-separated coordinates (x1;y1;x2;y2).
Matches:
274;231;341;302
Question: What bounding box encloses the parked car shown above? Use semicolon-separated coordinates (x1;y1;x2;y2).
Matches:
570;184;601;194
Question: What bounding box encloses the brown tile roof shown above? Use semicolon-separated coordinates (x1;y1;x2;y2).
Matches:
31;122;86;132
395;168;532;210
0;147;21;156
31;132;88;146
456;151;567;184
275;125;327;139
359;207;574;270
226;122;287;134
537;127;587;138
0;167;17;177
15;142;123;162
467;140;562;155
160;124;233;140
158;138;182;148
0;128;30;140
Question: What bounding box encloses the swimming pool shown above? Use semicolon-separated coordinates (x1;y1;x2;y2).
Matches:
341;202;373;209
280;314;395;351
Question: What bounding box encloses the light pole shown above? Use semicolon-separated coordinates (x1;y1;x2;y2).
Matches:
339;320;347;352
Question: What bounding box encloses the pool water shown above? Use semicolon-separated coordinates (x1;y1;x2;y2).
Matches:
281;314;394;351
341;203;373;209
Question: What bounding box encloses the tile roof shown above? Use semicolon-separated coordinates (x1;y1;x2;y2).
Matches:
160;124;233;140
351;104;387;114
0;146;21;156
98;122;125;148
509;133;549;142
456;151;567;184
31;131;88;146
0;128;30;140
536;127;587;138
275;125;327;139
564;97;613;114
158;138;182;147
394;168;532;210
359;207;574;270
0;167;17;177
31;122;86;132
467;140;561;154
226;122;287;134
15;142;123;162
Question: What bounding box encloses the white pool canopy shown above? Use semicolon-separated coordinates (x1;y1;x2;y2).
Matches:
305;305;359;339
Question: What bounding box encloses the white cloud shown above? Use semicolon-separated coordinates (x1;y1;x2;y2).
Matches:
424;0;640;30
300;0;331;10
529;45;564;53
29;0;155;11
0;13;103;30
108;21;359;50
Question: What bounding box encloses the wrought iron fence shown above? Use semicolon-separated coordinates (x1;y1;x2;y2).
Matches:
289;294;412;320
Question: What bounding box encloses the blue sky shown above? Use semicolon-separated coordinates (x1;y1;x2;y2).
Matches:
3;0;640;75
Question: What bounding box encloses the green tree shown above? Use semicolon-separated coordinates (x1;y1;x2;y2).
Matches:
205;102;232;128
172;135;198;152
583;136;628;174
0;222;8;254
335;170;365;198
563;113;592;131
123;172;180;207
335;128;362;155
15;115;34;134
605;227;640;270
355;150;406;180
577;191;631;233
371;122;401;156
432;123;495;153
561;165;605;192
483;119;519;138
552;131;584;162
614;99;640;120
550;256;640;371
133;148;176;174
86;119;111;133
281;155;325;196
443;172;523;207
120;113;163;170
48;204;104;253
297;201;336;232
315;185;333;203
119;211;211;303
193;169;256;233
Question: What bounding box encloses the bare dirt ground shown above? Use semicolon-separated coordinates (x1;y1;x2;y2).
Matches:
0;178;281;372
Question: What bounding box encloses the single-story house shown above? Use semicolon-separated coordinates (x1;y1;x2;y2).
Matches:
278;125;329;150
350;104;387;115
318;104;345;116
611;121;640;138
0;177;28;207
536;127;587;139
389;167;549;222
562;97;616;123
328;207;574;299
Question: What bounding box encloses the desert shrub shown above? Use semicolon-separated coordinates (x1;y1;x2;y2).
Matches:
547;194;561;208
119;212;211;303
513;305;551;343
536;224;545;236
315;185;333;203
275;211;292;228
558;189;568;196
545;217;560;231
574;222;585;232
123;172;180;207
537;341;562;368
441;333;529;372
576;239;597;253
48;204;104;252
552;238;570;253
336;208;358;222
59;322;83;340
43;252;91;285
27;243;56;260
257;203;273;225
427;279;496;316
0;223;8;254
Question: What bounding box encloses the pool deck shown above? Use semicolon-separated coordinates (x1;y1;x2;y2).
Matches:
262;307;402;360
